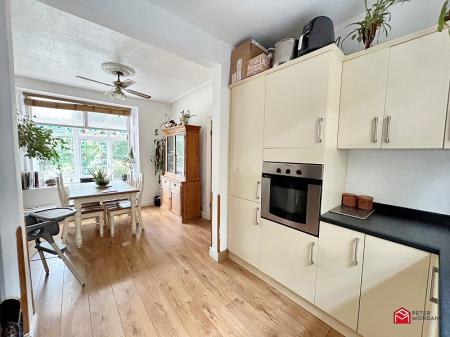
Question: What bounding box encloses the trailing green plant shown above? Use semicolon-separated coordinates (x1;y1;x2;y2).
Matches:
17;115;67;165
152;128;166;179
342;0;409;49
88;167;110;186
437;0;450;35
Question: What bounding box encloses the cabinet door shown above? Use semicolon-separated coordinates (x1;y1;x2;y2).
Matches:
166;135;175;173
229;77;265;203
315;222;365;330
383;32;450;148
161;185;171;211
264;53;330;149
259;218;318;303
358;235;430;337
170;189;181;215
175;133;185;176
338;49;389;149
228;196;261;267
422;254;439;337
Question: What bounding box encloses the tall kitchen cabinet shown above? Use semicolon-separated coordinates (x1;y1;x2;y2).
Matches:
161;125;201;222
339;30;450;149
228;76;265;267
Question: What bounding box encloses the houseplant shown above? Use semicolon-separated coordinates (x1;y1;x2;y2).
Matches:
17;114;67;165
179;110;196;125
437;0;450;35
342;0;409;49
151;128;166;206
89;168;110;187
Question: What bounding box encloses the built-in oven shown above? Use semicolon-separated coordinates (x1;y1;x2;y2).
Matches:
261;162;323;236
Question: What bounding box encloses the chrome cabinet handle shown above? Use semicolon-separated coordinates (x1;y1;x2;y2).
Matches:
309;242;316;265
372;117;379;143
385;116;392;143
317;118;324;143
430;266;439;304
256;181;261;200
353;238;360;266
255;207;260;225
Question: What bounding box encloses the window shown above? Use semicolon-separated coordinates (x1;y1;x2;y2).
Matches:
31;106;131;183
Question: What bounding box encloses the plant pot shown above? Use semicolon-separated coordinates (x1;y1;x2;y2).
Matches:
154;195;161;207
0;297;23;337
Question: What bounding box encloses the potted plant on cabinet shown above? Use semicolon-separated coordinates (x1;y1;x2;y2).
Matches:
342;0;409;49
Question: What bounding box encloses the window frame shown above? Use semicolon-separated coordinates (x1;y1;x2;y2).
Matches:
29;106;131;183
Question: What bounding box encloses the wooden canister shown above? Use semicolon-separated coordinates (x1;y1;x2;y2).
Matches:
357;195;374;211
342;193;357;207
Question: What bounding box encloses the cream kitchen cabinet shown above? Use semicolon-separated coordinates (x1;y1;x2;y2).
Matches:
229;77;265;202
422;254;439;337
358;235;430;337
383;31;450;149
338;49;389;149
315;222;365;330
228;195;261;267
259;218;318;303
264;52;335;149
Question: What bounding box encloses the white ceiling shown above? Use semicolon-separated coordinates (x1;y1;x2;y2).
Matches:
10;0;213;103
146;0;369;47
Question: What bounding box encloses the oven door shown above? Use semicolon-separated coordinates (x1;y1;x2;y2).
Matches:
261;173;322;236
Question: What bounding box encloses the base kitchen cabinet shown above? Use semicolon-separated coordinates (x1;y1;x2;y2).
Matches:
422;254;439;337
228;195;261;268
259;218;318;303
315;222;365;330
358;235;430;337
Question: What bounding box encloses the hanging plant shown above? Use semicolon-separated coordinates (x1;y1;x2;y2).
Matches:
342;0;409;49
17;114;67;165
437;0;450;35
151;128;166;179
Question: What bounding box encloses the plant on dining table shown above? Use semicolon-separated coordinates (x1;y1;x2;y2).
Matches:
89;167;110;187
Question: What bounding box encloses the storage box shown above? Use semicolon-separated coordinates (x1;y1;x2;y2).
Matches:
247;53;272;77
230;39;267;84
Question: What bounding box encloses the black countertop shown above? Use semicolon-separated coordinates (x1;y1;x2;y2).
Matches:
320;203;450;337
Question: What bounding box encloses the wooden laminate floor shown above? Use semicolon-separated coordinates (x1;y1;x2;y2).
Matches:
29;206;344;337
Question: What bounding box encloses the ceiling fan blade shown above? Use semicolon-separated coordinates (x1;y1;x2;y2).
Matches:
76;76;112;87
120;79;136;88
125;88;151;99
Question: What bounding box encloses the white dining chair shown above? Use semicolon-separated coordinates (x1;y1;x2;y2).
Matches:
56;174;105;242
104;173;144;237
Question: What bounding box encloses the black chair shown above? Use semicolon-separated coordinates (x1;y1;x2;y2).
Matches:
25;208;85;286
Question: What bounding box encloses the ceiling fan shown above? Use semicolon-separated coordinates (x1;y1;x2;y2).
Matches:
76;62;151;100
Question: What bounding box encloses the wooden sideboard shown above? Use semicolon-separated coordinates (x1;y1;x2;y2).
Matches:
161;124;201;222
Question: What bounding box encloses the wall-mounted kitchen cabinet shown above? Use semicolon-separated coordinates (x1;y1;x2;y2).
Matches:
264;52;339;149
315;222;365;330
229;77;265;202
259;218;318;303
228;196;261;267
338;30;450;149
338;49;389;148
358;235;430;337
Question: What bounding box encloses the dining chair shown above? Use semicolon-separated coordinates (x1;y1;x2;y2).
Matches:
104;173;144;237
56;174;105;242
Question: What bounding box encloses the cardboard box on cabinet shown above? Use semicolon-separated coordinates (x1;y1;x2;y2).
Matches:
230;39;267;84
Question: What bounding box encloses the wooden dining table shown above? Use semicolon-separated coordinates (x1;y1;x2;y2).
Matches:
66;181;140;248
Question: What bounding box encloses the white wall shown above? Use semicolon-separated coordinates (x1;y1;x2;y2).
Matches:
169;82;213;219
336;0;444;54
346;150;450;215
16;77;170;207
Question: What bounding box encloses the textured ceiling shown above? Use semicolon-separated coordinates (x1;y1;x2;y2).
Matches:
11;0;213;103
146;0;370;47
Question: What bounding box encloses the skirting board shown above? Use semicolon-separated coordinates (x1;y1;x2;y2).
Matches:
228;252;360;337
209;247;229;262
25;313;38;337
